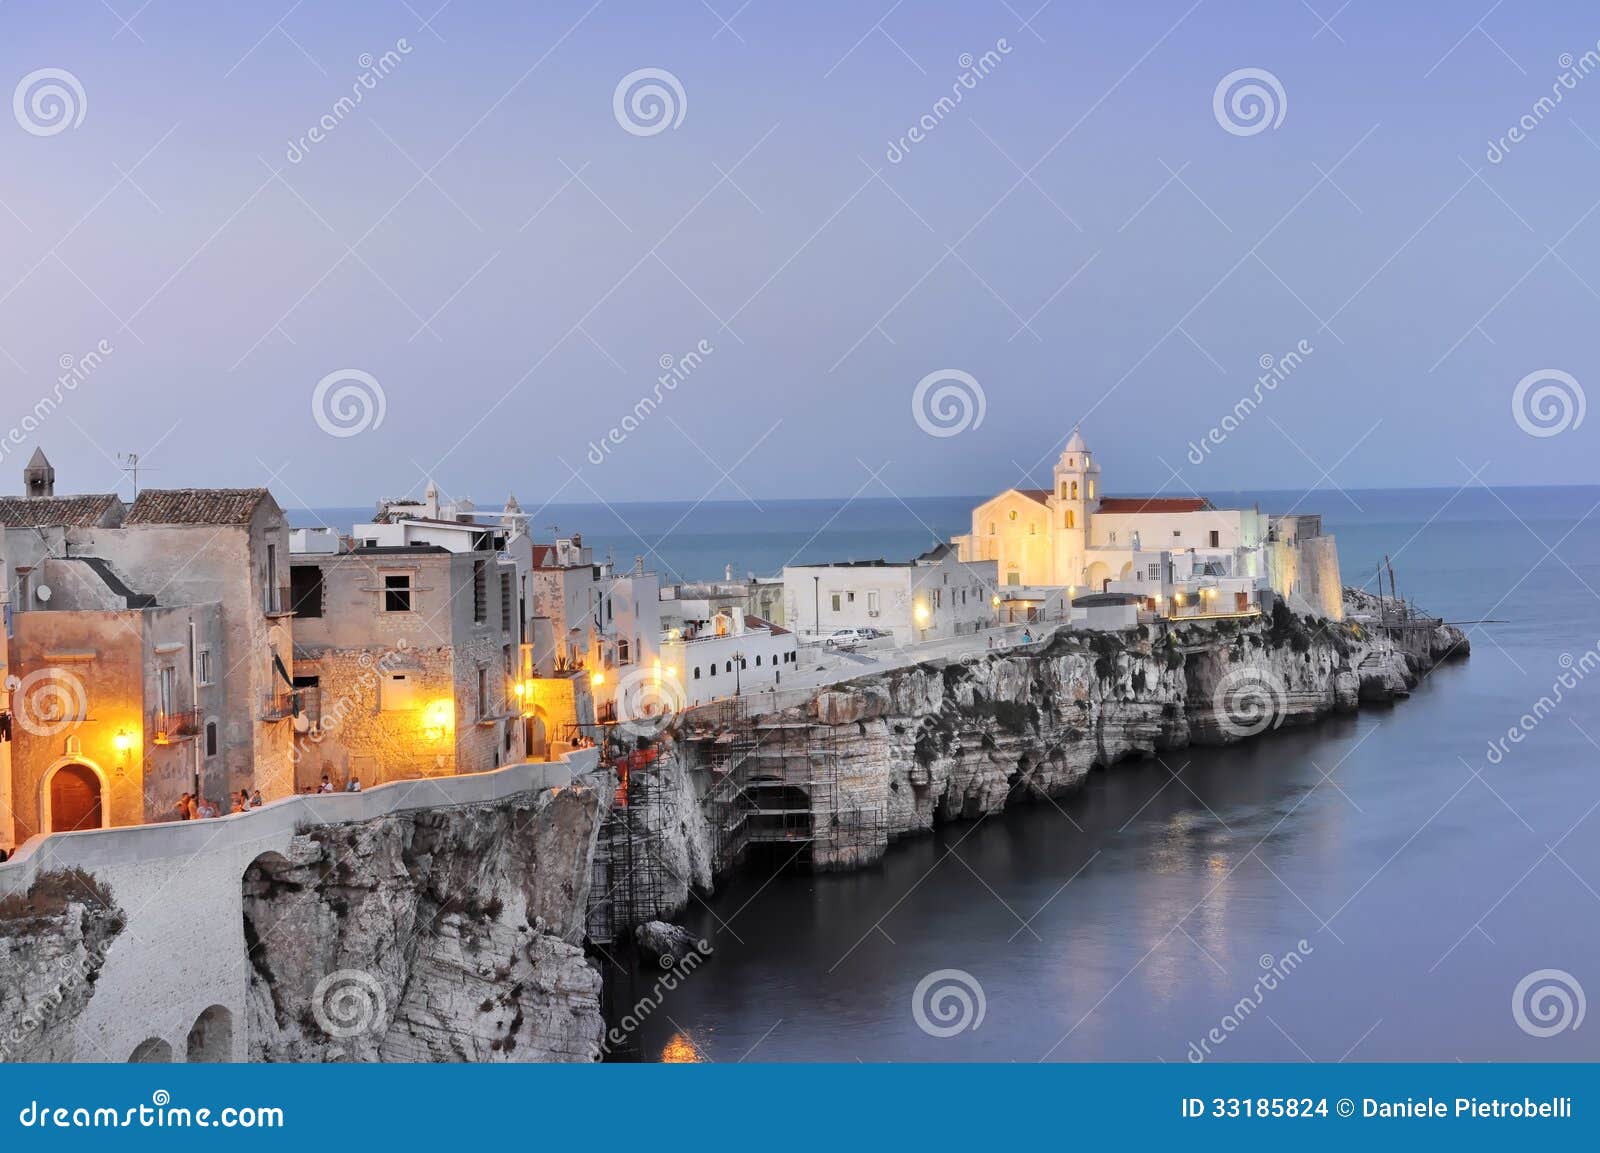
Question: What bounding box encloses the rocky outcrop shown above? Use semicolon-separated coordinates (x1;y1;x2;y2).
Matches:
0;870;125;1062
242;783;607;1062
633;920;707;967
622;595;1465;895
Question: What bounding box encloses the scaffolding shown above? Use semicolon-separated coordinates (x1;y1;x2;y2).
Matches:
585;746;674;946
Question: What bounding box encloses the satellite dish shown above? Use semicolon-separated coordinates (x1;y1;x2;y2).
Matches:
35;584;52;603
293;713;311;733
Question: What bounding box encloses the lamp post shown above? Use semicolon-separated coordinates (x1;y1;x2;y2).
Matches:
813;576;820;640
732;650;745;697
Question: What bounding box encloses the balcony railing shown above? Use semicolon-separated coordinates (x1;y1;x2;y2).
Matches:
151;708;201;744
262;691;300;722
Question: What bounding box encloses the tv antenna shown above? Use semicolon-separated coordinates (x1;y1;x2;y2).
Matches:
119;452;158;496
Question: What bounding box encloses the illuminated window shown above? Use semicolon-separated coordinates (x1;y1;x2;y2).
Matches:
1065;510;1075;529
1071;481;1079;499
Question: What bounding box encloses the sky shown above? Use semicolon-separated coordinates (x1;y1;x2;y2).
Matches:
0;0;1597;511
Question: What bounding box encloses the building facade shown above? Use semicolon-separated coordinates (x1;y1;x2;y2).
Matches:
783;545;999;645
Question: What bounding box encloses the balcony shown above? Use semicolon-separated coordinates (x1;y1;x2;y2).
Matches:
151;708;201;745
261;691;300;722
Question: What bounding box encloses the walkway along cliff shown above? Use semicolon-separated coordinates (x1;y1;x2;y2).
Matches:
588;593;1469;932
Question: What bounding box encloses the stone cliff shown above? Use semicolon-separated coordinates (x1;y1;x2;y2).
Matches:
0;870;125;1062
617;597;1468;921
241;782;607;1062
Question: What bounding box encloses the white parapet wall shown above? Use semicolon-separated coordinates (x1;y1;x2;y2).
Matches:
0;749;597;1063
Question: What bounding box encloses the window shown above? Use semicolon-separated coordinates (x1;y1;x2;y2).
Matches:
1108;531;1117;544
1009;510;1017;521
831;593;841;612
1071;481;1079;499
1088;481;1096;499
709;664;716;677
1065;510;1075;529
618;639;631;664
159;666;176;718
988;522;996;535
384;573;412;613
1029;522;1036;535
197;649;214;686
755;655;763;665
205;722;218;758
1147;564;1161;580
289;565;324;618
477;666;489;719
1209;530;1220;548
264;544;279;613
473;560;488;623
1173;530;1181;538
867;591;879;612
846;591;855;603
1060;482;1069;499
725;661;732;673
694;666;702;679
501;571;515;632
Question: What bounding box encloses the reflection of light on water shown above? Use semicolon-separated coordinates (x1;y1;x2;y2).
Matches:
660;1033;705;1063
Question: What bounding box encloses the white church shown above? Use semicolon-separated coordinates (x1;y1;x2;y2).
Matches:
953;429;1343;621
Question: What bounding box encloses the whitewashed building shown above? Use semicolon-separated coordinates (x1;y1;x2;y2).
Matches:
660;607;797;708
782;544;998;645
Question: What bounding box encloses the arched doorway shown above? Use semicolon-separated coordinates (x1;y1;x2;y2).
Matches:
47;763;104;833
1085;561;1112;592
128;1037;172;1063
186;1005;233;1062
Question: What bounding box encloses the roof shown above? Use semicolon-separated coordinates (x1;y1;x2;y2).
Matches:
61;556;157;608
1095;496;1215;514
348;544;451;556
0;494;122;528
25;447;52;470
125;488;270;526
915;541;957;562
1018;488;1052;505
744;614;791;636
1073;592;1143;606
1064;427;1088;453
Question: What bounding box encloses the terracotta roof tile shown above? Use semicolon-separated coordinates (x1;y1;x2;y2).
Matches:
124;488;271;526
0;494;123;528
1095;496;1214;514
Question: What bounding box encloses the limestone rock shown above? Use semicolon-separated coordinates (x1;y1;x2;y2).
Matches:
633;920;705;968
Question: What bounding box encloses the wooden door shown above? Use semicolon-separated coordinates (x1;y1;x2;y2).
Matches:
50;764;102;832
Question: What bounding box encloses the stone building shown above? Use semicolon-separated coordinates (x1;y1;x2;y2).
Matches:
783;544;1000;645
1;457;295;839
288;542;523;786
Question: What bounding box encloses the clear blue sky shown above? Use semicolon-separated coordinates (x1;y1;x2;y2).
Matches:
1;1;1596;507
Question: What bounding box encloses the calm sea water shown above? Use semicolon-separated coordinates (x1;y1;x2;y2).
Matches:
306;487;1600;1061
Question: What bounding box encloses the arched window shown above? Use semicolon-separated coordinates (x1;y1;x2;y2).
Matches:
755;655;762;666
205;721;219;758
988;522;996;535
725;661;733;673
1089;481;1096;499
1065;510;1075;529
1071;481;1079;498
1029;522;1036;535
1059;482;1069;499
693;666;701;679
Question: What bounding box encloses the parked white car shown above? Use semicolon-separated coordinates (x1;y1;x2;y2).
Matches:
822;627;887;648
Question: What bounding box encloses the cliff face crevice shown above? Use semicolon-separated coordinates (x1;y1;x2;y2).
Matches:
242;782;606;1062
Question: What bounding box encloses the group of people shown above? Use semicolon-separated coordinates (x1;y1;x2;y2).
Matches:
300;773;362;795
173;789;262;821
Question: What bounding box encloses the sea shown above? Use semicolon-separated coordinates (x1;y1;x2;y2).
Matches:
296;486;1600;1062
